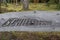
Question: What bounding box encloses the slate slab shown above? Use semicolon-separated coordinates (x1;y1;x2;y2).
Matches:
0;11;60;32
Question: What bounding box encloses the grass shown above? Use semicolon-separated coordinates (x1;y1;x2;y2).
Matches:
29;3;57;11
0;32;60;40
0;3;59;13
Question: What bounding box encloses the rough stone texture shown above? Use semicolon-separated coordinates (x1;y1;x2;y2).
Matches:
0;11;60;31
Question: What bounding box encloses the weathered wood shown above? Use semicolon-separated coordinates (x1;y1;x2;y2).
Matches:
0;0;2;13
59;0;60;4
34;0;39;3
3;0;8;7
16;0;18;5
22;0;29;10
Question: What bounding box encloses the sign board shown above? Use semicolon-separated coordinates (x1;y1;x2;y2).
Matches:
0;11;60;32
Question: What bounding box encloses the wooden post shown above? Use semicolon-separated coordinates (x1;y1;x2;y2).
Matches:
22;0;29;10
16;0;18;5
3;0;8;7
0;0;1;13
34;0;39;3
59;0;60;4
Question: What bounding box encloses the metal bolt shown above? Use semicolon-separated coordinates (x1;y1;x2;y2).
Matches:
34;11;36;13
56;13;60;15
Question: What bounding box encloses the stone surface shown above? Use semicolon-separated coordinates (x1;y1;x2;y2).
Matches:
0;11;60;31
